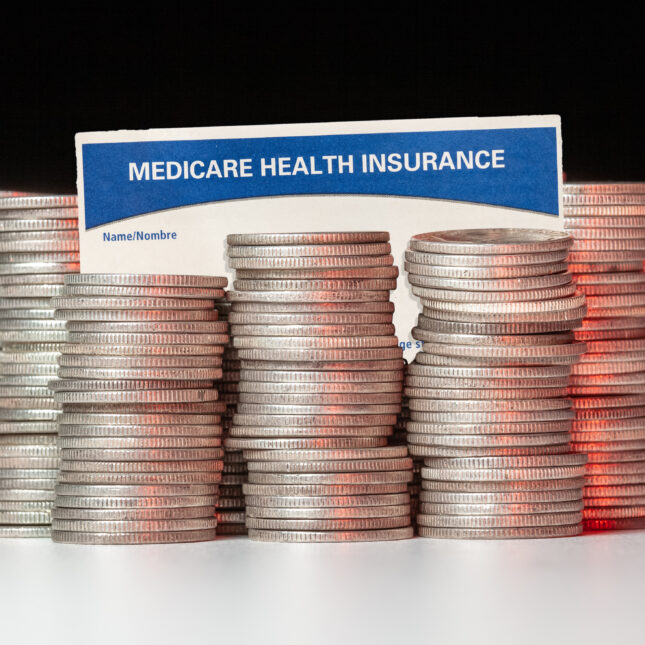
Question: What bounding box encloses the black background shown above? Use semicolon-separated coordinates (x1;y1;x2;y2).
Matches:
0;4;642;193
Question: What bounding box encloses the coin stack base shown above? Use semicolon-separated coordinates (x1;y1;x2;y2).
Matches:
226;232;413;542
564;183;645;530
50;274;229;544
404;229;587;538
0;194;79;538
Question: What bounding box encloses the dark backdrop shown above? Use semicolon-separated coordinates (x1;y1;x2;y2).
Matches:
1;4;642;193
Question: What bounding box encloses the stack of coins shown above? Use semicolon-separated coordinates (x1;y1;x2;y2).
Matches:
0;194;78;539
225;232;414;543
404;229;589;539
564;182;645;531
49;273;229;545
214;299;247;535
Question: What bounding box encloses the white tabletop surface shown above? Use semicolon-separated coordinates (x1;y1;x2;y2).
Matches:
1;531;643;645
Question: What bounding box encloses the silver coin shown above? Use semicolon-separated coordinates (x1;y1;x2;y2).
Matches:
51;528;217;544
58;436;221;449
407;432;570;448
247;527;413;542
406;420;571;435
244;492;409;508
230;301;394;313
0;410;61;421
422;477;585;492
227;242;391;258
61;285;225;299
238;381;401;394
54;483;219;497
238;392;397;406
58;354;222;368
0;195;77;209
0;297;53;309
0;500;54;511
407;272;572;291
0;318;67;331
244;446;407;462
60;343;224;356
229;255;395;270
412;283;577;303
56;308;219;321
247;472;413;485
0;477;57;489
0;308;56;320
243;482;408;496
0;284;65;297
416;340;586;361
421;489;582;504
0;330;68;343
227;289;390;303
419;499;583;515
409;444;569;458
232;336;398;349
53;388;218;404
49;378;213;392
245;504;410;520
226;232;390;245
239;359;404;372
239;369;403;383
51;517;218;532
229;425;392;438
404;261;568;279
54;494;217;509
0;274;67;287
230;323;395;337
0;423;57;435
60;446;223;461
236;349;403;363
59;424;219;438
65;320;228;334
246;515;410;531
236;403;401;416
0;262;78;277
0;510;51;524
56;472;221;485
60;412;221;425
563;193;645;205
409;229;572;255
228;312;393;325
225;437;386;450
51;506;214;521
66;274;227;287
235;266;399;279
57;366;222;381
405;248;569;267
51;296;216;310
232;413;396;427
423;293;586;314
0;385;54;398
421;464;585;482
417;524;580;539
0;526;51;538
563;182;645;194
417;511;582;528
405;382;569;397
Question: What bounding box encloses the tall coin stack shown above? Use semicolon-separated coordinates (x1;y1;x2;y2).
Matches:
48;273;229;545
225;232;414;543
404;229;589;539
564;182;645;531
214;299;248;535
0;194;78;539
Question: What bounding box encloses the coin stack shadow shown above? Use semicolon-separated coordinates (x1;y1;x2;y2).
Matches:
214;298;248;535
0;194;79;539
403;229;589;539
564;183;645;531
225;232;414;543
390;363;421;526
48;273;229;545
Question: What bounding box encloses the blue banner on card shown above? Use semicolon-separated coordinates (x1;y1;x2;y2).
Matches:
81;127;558;229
